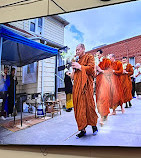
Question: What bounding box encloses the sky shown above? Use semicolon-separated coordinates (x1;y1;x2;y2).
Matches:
60;0;141;55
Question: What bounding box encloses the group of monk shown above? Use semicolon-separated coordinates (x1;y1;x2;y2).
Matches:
70;43;133;138
95;49;133;126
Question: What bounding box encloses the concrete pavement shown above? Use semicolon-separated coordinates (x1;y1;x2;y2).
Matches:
0;98;141;146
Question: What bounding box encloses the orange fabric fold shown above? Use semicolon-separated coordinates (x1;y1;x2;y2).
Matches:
120;63;133;103
110;61;124;109
96;60;124;116
73;54;98;131
96;59;111;117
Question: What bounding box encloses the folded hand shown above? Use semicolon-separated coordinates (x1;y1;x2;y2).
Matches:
72;62;81;70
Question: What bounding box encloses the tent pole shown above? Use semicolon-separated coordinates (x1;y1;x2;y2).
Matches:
41;60;44;101
41;60;45;117
13;78;16;124
0;37;3;117
55;54;58;99
17;43;23;127
0;37;3;76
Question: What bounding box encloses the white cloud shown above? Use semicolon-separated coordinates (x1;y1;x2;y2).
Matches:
63;25;81;55
60;1;141;53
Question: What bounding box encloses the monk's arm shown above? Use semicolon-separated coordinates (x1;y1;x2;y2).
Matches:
114;62;123;75
96;65;104;73
81;55;95;75
105;59;111;69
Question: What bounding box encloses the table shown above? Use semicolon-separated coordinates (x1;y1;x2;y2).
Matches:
45;100;61;118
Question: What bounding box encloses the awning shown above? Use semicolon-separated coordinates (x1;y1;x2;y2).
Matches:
0;25;58;67
0;0;133;24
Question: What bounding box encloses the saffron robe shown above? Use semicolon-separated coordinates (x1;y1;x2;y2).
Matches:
110;61;123;109
73;54;98;131
96;58;111;117
120;63;133;103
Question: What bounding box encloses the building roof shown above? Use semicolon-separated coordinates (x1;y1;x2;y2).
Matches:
3;22;66;49
33;36;65;49
4;23;35;37
52;15;69;26
87;34;141;57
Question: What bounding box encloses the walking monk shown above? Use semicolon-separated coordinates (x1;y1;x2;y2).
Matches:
71;44;98;138
109;54;124;115
96;51;112;126
121;57;133;108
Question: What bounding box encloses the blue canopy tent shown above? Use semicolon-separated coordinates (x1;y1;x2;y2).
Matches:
0;25;58;125
0;25;58;67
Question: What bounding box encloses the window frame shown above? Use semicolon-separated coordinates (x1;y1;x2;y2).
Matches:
29;17;44;36
129;56;135;67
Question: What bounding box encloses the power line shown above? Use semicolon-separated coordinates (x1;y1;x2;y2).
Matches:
51;0;66;12
0;0;66;13
11;0;43;7
0;0;32;8
0;0;44;8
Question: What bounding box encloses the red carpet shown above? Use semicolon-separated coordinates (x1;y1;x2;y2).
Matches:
0;116;51;132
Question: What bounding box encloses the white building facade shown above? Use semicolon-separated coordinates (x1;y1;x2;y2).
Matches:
6;15;69;101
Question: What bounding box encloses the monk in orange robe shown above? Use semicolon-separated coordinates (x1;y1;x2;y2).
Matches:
96;53;112;125
71;44;98;138
109;54;124;115
120;57;133;108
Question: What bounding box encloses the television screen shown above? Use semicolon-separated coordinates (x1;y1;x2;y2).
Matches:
0;0;141;146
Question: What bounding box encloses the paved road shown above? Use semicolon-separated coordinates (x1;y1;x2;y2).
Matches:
0;98;141;147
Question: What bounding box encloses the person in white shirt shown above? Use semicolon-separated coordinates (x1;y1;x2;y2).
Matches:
134;63;141;98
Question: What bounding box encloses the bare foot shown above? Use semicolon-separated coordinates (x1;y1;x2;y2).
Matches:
121;108;125;114
109;111;116;116
100;118;104;126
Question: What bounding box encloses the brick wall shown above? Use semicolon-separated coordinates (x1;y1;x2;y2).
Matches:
136;55;141;64
87;35;141;64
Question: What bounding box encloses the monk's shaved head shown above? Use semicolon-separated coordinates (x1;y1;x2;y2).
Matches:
110;54;115;58
80;44;85;49
122;56;127;64
109;54;115;62
96;49;103;59
76;43;85;58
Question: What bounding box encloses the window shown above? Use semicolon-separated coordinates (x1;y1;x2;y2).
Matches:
22;62;37;84
30;19;36;32
38;18;43;35
129;57;135;67
27;63;35;74
29;18;44;35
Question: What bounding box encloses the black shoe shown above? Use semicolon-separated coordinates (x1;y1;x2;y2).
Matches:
66;108;72;112
125;103;128;108
129;102;132;107
76;130;86;138
92;126;98;136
